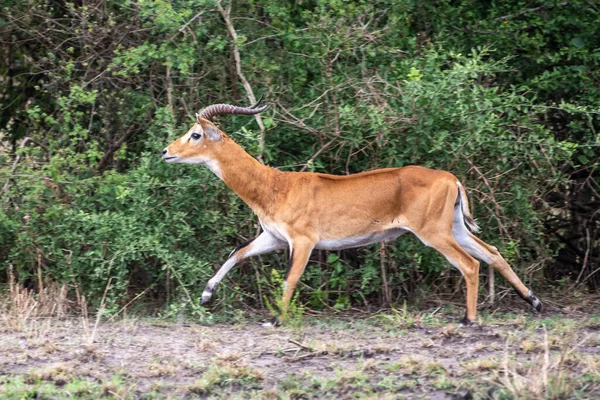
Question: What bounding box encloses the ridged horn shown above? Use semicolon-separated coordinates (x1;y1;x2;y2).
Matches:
198;97;269;121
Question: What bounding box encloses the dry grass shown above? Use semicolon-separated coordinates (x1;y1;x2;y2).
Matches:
388;355;446;376
1;270;128;351
462;357;500;372
26;363;74;385
186;360;264;395
493;328;582;399
0;282;598;399
1;268;69;334
144;360;179;378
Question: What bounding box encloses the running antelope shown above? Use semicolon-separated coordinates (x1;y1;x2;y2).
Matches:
161;99;542;325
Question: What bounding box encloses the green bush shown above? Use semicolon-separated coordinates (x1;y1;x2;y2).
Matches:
1;0;598;313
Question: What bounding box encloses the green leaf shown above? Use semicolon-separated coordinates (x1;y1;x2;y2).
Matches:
571;37;585;48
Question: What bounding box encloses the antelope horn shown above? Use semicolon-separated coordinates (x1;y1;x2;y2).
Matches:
198;98;269;121
249;94;264;109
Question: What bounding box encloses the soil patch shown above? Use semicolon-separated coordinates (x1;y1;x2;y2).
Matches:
1;312;599;398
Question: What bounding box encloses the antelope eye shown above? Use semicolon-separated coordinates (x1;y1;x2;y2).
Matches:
191;132;201;140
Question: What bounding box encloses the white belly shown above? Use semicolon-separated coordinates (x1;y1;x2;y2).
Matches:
315;228;408;250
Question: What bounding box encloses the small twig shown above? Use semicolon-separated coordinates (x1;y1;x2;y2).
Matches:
36;249;44;301
288;338;313;352
179;11;204;33
495;2;569;21
95;123;137;172
106;287;151;323
299;136;338;172
488;262;495;304
285;350;328;362
462;156;509;237
89;277;112;345
575;228;591;285
380;243;391;306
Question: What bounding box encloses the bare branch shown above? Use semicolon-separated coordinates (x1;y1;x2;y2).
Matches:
96;124;137;173
495;2;569;21
216;0;266;162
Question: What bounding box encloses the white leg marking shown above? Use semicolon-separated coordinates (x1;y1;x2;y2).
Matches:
202;232;285;303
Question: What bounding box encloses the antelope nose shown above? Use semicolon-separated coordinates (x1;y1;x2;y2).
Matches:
162;148;167;156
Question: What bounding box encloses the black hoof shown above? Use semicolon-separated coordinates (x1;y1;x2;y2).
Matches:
262;316;281;327
528;290;543;313
200;295;211;306
512;285;543;313
460;315;475;326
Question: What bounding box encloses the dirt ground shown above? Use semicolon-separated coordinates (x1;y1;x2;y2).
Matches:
1;305;600;399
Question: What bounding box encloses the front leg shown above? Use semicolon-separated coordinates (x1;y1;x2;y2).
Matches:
201;231;284;305
278;238;315;322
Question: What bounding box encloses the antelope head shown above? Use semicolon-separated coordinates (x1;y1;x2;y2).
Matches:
161;98;268;166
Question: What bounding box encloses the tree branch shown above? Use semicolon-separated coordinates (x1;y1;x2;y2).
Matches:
216;0;266;162
96;124;137;173
495;2;569;21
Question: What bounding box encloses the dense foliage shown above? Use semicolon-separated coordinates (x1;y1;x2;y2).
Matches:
1;0;599;314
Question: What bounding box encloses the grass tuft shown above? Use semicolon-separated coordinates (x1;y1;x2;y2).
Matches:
186;360;264;395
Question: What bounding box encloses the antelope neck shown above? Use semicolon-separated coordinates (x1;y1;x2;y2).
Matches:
215;139;281;216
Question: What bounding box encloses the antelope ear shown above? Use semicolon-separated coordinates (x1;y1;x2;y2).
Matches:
198;117;221;141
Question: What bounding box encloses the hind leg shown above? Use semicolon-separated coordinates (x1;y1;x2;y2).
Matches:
414;233;481;324
452;222;542;312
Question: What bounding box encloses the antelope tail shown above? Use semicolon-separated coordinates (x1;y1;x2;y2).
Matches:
457;182;480;233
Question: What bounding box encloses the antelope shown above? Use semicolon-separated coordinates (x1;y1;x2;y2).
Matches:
161;99;542;325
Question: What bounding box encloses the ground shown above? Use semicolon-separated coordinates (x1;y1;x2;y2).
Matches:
1;300;600;400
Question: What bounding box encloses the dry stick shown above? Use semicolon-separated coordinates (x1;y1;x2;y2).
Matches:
495;1;569;21
299;136;338;172
462;157;509;237
276;101;324;136
580;264;600;287
166;267;170;307
216;0;266;162
286;350;328;362
89;277;112;345
36;249;44;302
96;123;137;172
166;263;195;307
178;11;205;33
325;50;341;138
65;249;82;308
575;228;591;285
253;223;265;309
106;287;151;323
275;101;346;171
288;338;314;352
80;295;89;339
253;260;264;309
380;243;391;306
486;248;495;307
